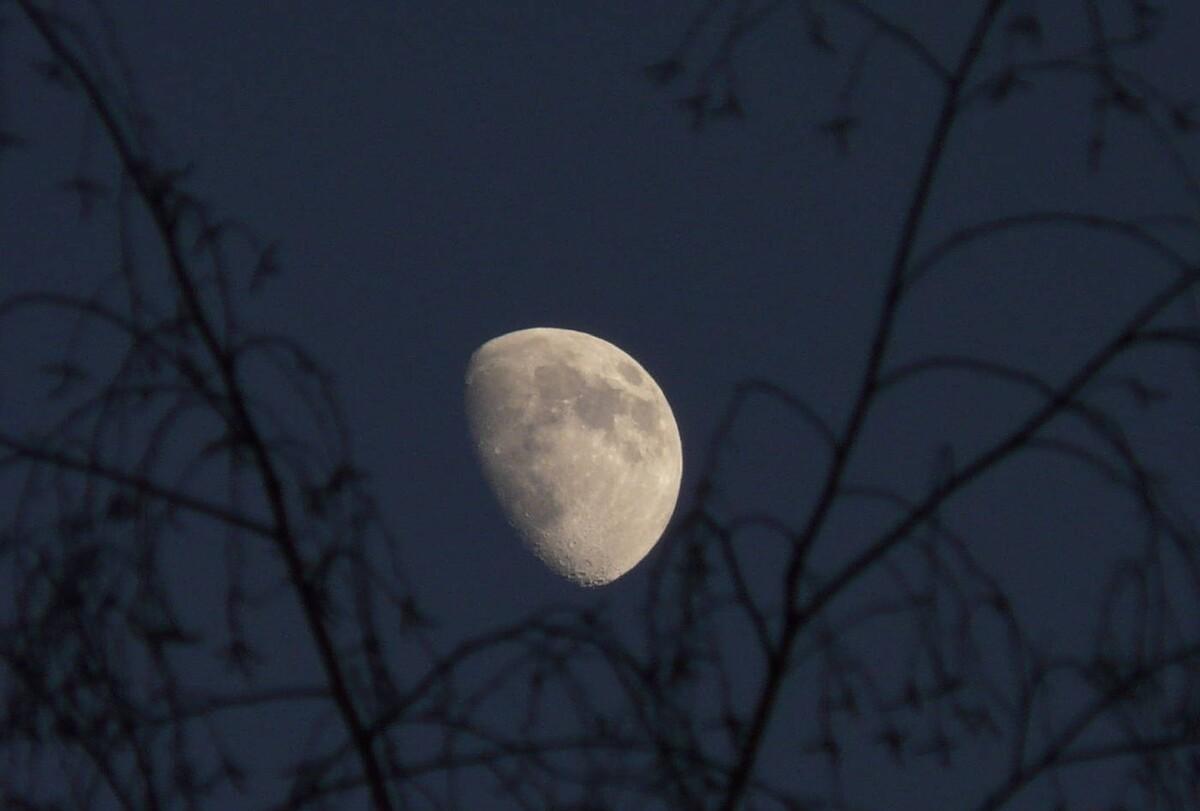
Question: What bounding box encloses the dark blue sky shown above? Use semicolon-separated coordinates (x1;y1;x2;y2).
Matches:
3;2;1200;809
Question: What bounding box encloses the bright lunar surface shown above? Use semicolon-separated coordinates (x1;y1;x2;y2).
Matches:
465;328;683;586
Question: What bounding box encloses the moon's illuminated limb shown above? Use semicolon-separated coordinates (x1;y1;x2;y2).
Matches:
465;328;683;586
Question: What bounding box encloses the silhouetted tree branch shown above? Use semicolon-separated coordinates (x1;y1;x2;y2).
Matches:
2;1;1199;810
642;0;1200;808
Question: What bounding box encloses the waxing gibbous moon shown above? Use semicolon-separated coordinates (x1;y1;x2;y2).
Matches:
465;328;683;586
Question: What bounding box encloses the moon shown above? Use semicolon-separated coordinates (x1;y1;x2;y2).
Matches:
464;328;683;586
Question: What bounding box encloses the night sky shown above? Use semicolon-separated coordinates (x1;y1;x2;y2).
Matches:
3;2;1200;809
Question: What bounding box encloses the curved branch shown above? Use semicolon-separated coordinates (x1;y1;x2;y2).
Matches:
974;643;1200;811
830;0;952;81
0;430;273;537
14;4;395;808
908;211;1191;291
716;4;1011;809
799;258;1200;675
694;510;777;660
